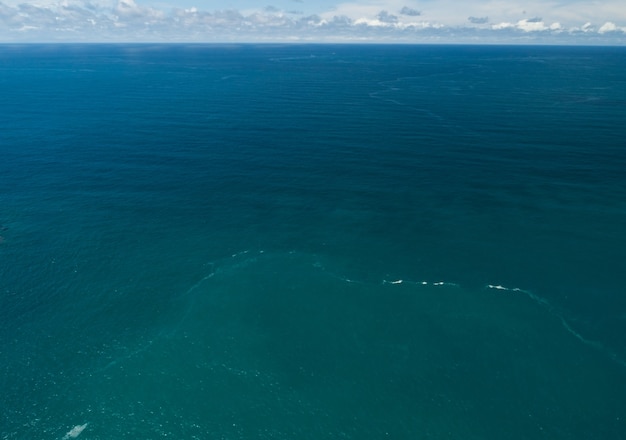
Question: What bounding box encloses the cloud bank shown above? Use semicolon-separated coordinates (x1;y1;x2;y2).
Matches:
0;0;625;43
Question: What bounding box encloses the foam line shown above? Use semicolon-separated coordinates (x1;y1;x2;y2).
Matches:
189;250;626;371
560;317;626;368
98;337;158;373
94;250;271;375
487;283;626;368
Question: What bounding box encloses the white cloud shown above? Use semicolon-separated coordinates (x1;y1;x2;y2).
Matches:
516;18;547;32
492;21;514;30
491;18;565;33
599;22;616;33
570;22;594;33
598;21;626;34
550;22;563;31
0;0;625;43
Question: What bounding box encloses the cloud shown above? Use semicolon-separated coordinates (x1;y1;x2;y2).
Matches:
399;7;420;17
492;18;563;33
516;18;549;32
0;0;625;43
491;22;514;30
114;0;164;25
598;21;626;34
468;16;488;24
578;22;594;32
377;10;398;24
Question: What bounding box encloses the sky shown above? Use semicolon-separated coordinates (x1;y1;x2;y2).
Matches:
0;0;625;44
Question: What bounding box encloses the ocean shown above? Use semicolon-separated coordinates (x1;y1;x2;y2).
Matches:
1;44;625;439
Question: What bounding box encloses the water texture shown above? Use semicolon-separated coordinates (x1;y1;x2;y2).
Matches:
1;44;625;439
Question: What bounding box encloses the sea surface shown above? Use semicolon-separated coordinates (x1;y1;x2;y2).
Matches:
1;44;626;439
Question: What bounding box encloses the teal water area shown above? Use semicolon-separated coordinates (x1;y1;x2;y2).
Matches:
1;44;626;439
4;250;626;439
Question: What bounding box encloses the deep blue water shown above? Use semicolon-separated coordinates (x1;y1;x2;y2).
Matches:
1;44;626;439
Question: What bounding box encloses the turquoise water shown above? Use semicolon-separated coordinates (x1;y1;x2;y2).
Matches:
1;44;626;439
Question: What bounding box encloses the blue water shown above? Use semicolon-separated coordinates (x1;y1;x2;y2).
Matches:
1;44;626;439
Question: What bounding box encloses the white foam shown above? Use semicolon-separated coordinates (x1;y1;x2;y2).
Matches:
62;423;88;440
488;284;551;308
342;277;363;284
231;250;250;258
384;279;457;287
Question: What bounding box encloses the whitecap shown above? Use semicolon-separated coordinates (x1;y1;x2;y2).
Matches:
62;423;88;440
